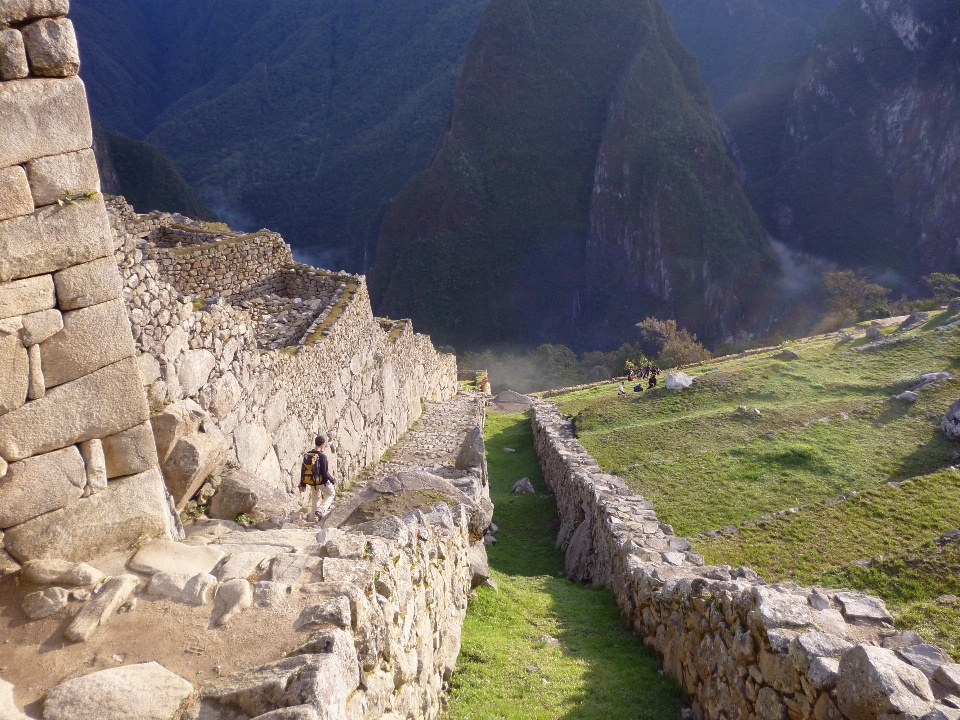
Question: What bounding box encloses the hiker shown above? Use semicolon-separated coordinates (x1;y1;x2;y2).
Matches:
300;435;336;521
618;382;626;396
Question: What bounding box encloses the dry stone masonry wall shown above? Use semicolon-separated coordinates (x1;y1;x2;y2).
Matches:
0;0;179;575
531;398;960;720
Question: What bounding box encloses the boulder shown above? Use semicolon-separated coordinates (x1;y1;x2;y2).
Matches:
0;676;30;720
0;356;149;462
127;539;225;576
213;578;253;627
467;542;490;588
101;421;159;479
21;559;103;586
665;372;694;391
898;391;920;402
866;325;883;339
64;573;140;643
934;664;960;694
199;372;241;419
22;586;69;619
899;313;929;332
455;425;486;476
215;552;271;582
835;591;894;624
178;349;216;398
837;644;935;720
161;426;227;510
151;402;201;463
511;477;535;494
43;662;193;720
3;468;176;563
271;554;320;585
20;17;79;77
145;571;216;605
899;644;952;679
0;445;86;528
26;148;101;211
943;400;960;441
773;349;801;361
208;477;258;520
41;299;136;388
218;469;299;520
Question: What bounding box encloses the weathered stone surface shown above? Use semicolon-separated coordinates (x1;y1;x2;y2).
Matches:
322;558;374;589
565;518;592;582
0;332;28;414
209;477;258;520
235;421;271;474
151;402;200;463
216;552;271;582
41;298;136;388
3;467;174;562
270;554;319;585
0;676;30;720
21;307;62;345
21;17;79;77
199;371;241;419
511;477;535;494
183;572;218;606
22;585;69;619
161;427;226;509
835;591;894;624
837;644;934;720
943;400;960;441
773;349;801;361
935;664;960;694
467;541;490;588
252;580;288;608
137;353;161;386
213;577;253;627
0;549;20;577
0;0;70;26
79;438;107;493
53;256;123;311
0;29;29;81
0;165;33;221
178;349;216;397
128;539;225;576
145;571;193;602
63;573;139;642
296;596;352;630
0;273;54;321
43;661;193;720
455;425;485;471
900;644;952;679
665;372;694;391
101;421;158;478
0;445;85;528
2;199;111;288
898;390;921;402
25;148;98;209
0;356;148;461
26;341;43;400
21;558;102;585
251;705;319;720
223;468;299;519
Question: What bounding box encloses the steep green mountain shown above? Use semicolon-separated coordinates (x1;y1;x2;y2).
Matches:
660;0;840;108
92;122;218;221
722;0;960;277
370;0;779;350
72;0;486;268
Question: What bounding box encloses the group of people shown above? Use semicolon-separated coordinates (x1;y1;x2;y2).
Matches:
618;364;662;396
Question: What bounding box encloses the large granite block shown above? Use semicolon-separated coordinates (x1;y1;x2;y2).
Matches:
0;0;70;26
25;148;99;207
0;198;112;283
3;467;175;562
0;356;148;462
0;76;91;171
102;421;158;479
0;29;29;81
41;298;135;388
0;165;34;221
0;273;55;320
0;333;29;415
21;17;79;77
0;445;85;528
53;256;123;310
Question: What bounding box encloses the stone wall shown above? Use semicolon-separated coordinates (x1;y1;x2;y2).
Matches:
109;197;459;516
531;398;960;720
0;2;178;573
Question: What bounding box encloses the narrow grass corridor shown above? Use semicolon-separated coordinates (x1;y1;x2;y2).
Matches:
446;411;686;719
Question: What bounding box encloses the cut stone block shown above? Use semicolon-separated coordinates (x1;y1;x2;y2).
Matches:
27;342;43;399
21;558;103;585
0;444;84;528
0;273;55;320
0;165;33;221
0;198;112;283
162;429;226;510
25;148;99;207
63;573;139;642
151;402;200;463
43;661;194;720
0;332;28;415
3;467;175;562
101;421;158;478
21;17;79;77
0;29;29;81
21;307;62;345
41;298;135;388
128;539;225;576
0;76;92;171
0;0;70;26
79;438;107;494
53;256;123;311
0;356;148;462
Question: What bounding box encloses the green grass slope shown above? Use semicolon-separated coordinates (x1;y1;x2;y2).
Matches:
448;411;686;718
550;318;960;657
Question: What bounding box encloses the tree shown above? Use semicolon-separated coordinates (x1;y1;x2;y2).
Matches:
636;317;710;367
823;270;890;320
923;273;960;304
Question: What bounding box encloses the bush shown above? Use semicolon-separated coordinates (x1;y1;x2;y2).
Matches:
823;270;890;319
923;273;960;304
636;317;711;367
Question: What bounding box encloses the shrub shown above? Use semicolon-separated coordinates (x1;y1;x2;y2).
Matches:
923;273;960;304
636;317;711;367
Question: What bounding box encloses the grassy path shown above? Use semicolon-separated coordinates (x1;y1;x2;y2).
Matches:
446;411;685;719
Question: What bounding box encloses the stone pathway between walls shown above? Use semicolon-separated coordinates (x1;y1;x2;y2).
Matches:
0;389;490;720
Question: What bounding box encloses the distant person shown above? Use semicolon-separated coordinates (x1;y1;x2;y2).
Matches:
648;374;657;389
644;363;652;377
618;382;626;396
300;435;336;521
627;369;634;381
633;382;644;392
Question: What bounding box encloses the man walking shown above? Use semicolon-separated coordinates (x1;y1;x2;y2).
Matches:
300;436;336;522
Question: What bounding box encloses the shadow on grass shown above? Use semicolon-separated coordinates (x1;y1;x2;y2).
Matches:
447;410;686;720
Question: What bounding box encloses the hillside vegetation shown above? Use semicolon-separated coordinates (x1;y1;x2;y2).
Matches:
552;315;960;658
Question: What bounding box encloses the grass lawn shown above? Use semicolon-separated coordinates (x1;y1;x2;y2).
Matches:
548;323;960;660
447;411;686;720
